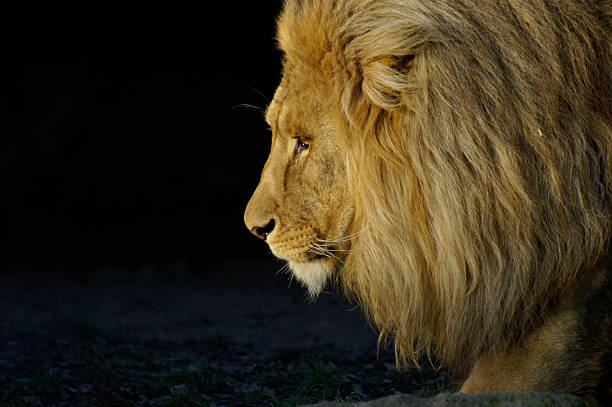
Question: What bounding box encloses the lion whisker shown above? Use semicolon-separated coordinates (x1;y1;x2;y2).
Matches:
246;85;271;105
228;103;267;114
310;242;349;253
308;243;345;264
315;229;365;244
307;246;331;258
276;262;291;276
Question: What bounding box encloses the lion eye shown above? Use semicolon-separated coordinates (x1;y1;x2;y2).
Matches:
293;138;310;157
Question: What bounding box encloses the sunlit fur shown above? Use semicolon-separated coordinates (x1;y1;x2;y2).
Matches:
275;0;612;378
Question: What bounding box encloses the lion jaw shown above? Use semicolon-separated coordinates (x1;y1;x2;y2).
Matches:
265;224;341;298
287;259;334;299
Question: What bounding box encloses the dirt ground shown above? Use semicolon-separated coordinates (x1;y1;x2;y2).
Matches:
0;258;450;406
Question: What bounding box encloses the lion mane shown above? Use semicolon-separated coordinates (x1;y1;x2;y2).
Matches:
276;0;612;378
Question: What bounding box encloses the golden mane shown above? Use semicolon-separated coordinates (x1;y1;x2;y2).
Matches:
276;0;612;374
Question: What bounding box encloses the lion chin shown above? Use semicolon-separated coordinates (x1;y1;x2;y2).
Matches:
288;260;332;299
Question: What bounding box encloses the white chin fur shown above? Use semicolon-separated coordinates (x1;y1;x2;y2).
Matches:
289;260;332;299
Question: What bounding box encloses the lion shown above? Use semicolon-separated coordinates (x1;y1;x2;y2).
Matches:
243;0;612;405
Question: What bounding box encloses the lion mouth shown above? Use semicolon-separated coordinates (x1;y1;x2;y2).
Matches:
306;242;335;260
270;243;338;265
268;227;350;266
309;253;328;261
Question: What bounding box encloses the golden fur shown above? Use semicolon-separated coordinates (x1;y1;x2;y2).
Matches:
245;0;611;404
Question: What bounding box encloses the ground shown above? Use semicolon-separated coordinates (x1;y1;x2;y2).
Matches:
0;258;451;406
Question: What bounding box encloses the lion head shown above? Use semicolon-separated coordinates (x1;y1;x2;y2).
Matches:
243;65;354;296
244;0;612;376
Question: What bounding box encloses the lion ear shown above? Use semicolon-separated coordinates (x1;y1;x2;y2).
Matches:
362;55;416;110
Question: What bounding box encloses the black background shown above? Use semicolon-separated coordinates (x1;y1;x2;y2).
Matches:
4;3;286;270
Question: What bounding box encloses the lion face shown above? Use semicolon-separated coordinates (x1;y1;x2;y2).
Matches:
244;71;354;296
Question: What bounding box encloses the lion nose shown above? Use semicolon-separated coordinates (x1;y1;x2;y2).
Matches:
250;219;275;241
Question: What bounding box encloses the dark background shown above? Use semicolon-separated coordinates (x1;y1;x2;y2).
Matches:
0;8;442;406
4;3;285;270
